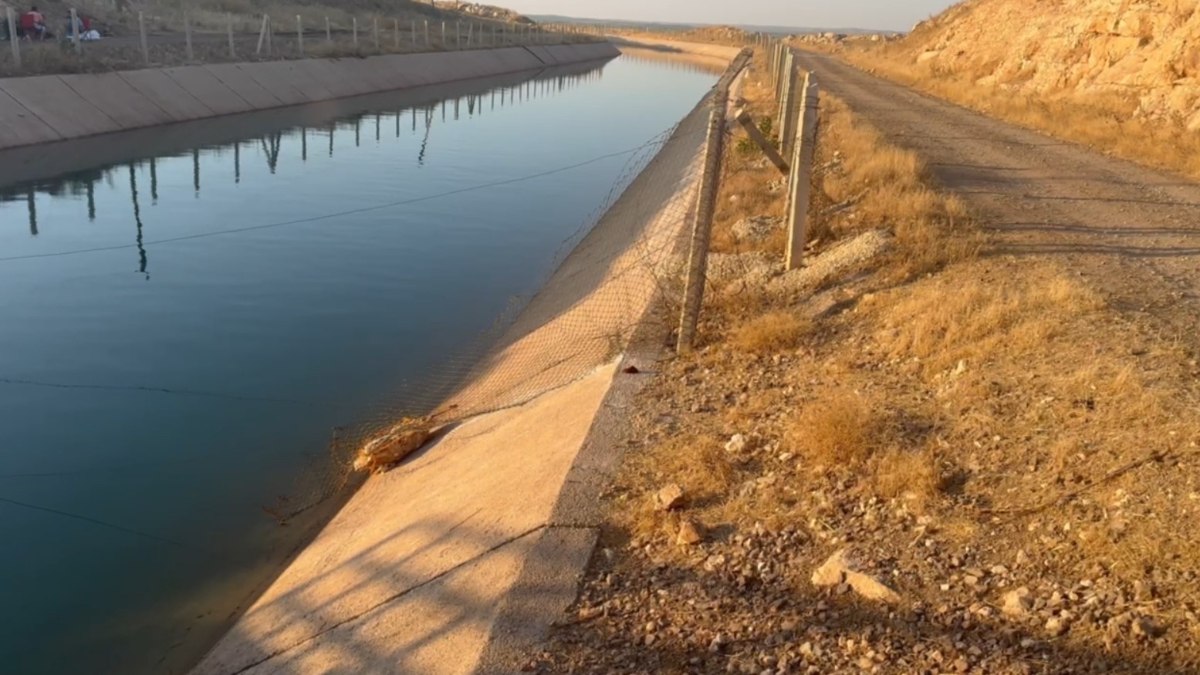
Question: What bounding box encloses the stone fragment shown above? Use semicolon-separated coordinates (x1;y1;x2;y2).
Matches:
811;549;901;604
656;483;684;511
1002;587;1033;617
677;518;704;546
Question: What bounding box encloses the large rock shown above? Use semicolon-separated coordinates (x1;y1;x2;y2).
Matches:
811;549;901;604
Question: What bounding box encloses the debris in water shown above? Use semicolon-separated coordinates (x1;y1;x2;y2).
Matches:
353;417;440;473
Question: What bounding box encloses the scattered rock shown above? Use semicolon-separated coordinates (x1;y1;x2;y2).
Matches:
677;518;705;546
725;433;751;454
1001;587;1033;617
655;483;685;511
811;549;901;604
1045;616;1070;637
1131;616;1165;640
732;215;783;243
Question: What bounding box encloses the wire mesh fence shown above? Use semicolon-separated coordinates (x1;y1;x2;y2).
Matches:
0;0;602;77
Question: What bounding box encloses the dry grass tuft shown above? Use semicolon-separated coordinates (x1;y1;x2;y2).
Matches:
729;310;811;353
871;447;942;504
786;390;879;467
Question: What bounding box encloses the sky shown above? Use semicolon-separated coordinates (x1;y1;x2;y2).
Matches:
505;0;961;32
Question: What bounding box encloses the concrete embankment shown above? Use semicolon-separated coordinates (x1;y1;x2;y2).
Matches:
0;43;617;150
191;40;738;675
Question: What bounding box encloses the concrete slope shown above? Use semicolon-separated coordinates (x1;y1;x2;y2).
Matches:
0;43;618;151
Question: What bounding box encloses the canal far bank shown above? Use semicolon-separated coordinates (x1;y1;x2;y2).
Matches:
0;42;618;151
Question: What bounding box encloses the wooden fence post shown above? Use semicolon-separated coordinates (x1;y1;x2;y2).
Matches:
296;15;303;54
227;14;236;58
677;104;728;354
138;11;149;64
5;7;19;70
785;73;820;271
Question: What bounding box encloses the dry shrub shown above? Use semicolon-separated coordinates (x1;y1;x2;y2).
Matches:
729;310;811;353
786;390;879;467
871;447;942;505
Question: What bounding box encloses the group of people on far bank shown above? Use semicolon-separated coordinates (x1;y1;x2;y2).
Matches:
4;5;101;41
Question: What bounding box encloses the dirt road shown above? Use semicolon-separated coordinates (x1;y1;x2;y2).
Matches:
793;51;1200;355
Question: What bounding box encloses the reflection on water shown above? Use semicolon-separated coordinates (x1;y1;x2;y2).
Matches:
0;54;716;674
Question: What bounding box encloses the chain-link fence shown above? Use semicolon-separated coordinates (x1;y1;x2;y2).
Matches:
0;0;602;77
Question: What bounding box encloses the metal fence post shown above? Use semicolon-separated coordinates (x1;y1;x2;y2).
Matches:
785;74;820;270
138;11;149;64
677;104;728;354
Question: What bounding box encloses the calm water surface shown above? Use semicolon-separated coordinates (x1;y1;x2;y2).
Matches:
0;54;717;674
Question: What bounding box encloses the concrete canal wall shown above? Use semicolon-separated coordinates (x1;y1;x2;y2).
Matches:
0;43;618;150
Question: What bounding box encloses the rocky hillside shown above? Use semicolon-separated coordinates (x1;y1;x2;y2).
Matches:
905;0;1200;129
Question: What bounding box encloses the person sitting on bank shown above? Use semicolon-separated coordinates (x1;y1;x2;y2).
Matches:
19;6;49;40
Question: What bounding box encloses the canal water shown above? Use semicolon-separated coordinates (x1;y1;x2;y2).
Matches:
0;53;717;674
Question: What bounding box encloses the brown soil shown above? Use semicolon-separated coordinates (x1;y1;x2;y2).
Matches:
519;43;1200;675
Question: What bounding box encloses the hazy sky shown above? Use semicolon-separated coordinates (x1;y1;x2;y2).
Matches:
506;0;960;31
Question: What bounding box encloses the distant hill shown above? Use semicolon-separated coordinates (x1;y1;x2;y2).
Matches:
529;14;887;37
899;0;1200;129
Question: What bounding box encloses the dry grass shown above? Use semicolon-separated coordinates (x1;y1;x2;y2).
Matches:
816;95;981;278
832;40;1200;179
728;310;811;353
786;390;879;467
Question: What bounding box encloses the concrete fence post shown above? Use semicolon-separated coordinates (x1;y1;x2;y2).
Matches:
455;21;461;49
266;14;273;54
424;20;429;47
138;11;149;64
5;7;19;70
677;104;728;354
256;13;268;54
183;12;193;60
393;18;399;49
296;15;303;55
785;74;820;271
70;8;81;52
779;53;800;158
325;16;331;44
352;17;358;47
227;14;236;58
411;19;417;47
373;17;379;50
441;21;446;47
